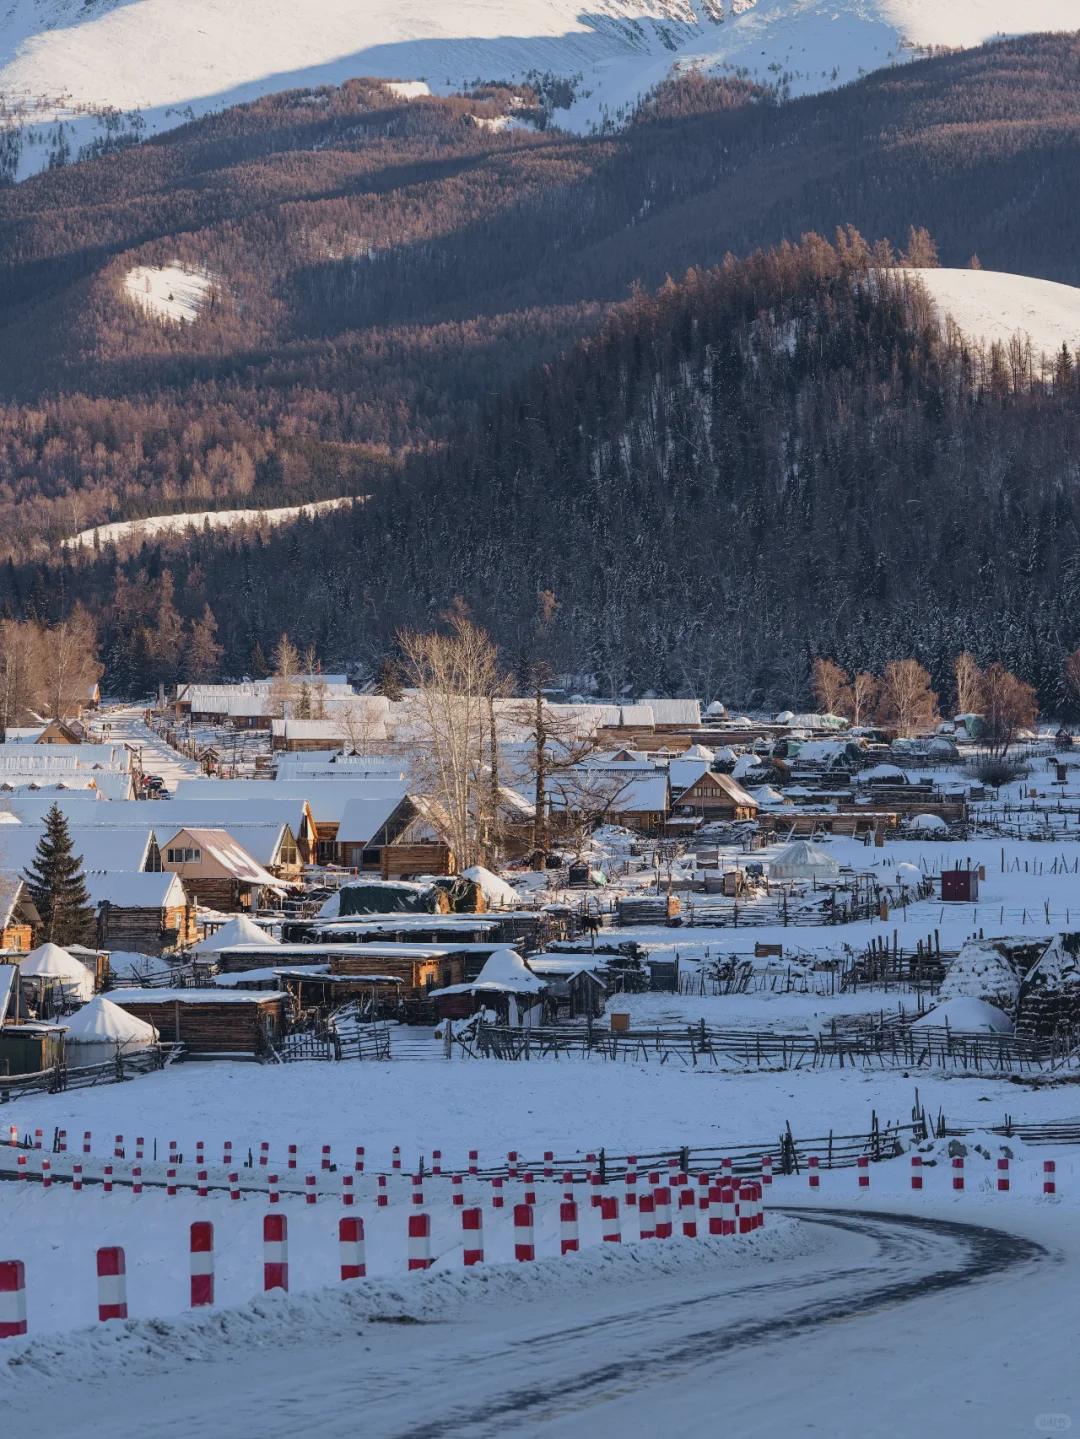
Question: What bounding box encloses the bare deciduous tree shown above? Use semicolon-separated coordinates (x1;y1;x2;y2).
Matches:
953;652;985;716
876;659;938;736
547;766;632;859
983;662;1037;756
810;657;849;716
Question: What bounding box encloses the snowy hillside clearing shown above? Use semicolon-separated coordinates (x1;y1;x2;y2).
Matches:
122;264;214;324
913;268;1080;362
64;497;355;551
1;0;1077;180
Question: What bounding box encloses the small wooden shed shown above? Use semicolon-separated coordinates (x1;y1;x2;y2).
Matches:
108;988;286;1055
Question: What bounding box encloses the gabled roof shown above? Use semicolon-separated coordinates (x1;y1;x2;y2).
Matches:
673;770;758;809
164;828;283;887
85;870;188;910
172;778;408;825
336;793;415;845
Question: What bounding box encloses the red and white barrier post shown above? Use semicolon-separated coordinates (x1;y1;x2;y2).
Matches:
761;1155;773;1187
560;1198;579;1254
229;1172;240;1201
263;1214;288;1292
112;1134;122;1159
952;1157;964;1192
130;1166;141;1196
544;1151;554;1179
342;1173;354;1206
679;1186;696;1238
468;1150;478;1176
911;1155;923;1190
321;1145;332;1172
462;1207;484;1266
340;1217;365;1279
524;1173;537;1207
16;1155;25;1182
268;1174;280;1204
259;1142;269;1168
166;1168;177;1197
57;1130;67;1153
196;1141;204;1169
354;1147;364;1173
508;1150;519;1180
73;1163;83;1192
638;1192;655;1240
392;1147;402;1172
83;1131;92;1155
654;1189;672;1240
408;1214;432;1271
197;1170;208;1199
432;1150;442;1176
378;1175;388;1207
707;1186;723;1236
168;1141;177;1167
601;1195;621;1243
41;1158;51;1190
698;1173;711;1211
738;1184;753;1235
97;1247;127;1322
190;1222;214;1308
452;1174;463;1207
590;1171;602;1209
412;1174;424;1207
808;1156;820;1189
135;1138;144;1161
0;1261;27;1339
491;1176;504;1209
288;1144;297;1171
858;1155;870;1189
625;1157;638;1207
223;1140;232;1169
102;1164;113;1194
33;1129;41;1151
997;1157;1010;1193
305;1175;317;1206
1044;1160;1057;1196
562;1171;574;1202
514;1204;535;1262
721;1186;736;1237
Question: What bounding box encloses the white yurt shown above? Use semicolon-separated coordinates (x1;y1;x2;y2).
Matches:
190;914;281;956
63;994;157;1066
768;841;842;881
910;813;948;833
19;942;94;1004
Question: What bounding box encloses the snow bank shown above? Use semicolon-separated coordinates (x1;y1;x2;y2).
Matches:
911;996;1014;1033
460;865;520;906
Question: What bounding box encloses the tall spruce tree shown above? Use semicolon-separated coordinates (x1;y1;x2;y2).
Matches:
23;803;96;946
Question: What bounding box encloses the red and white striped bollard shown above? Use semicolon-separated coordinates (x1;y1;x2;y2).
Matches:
229;1172;240;1201
625;1156;638;1207
1044;1160;1056;1195
268;1174;280;1204
638;1192;655;1240
997;1157;1009;1193
560;1199;579;1254
601;1195;621;1243
952;1156;964;1192
514;1204;535;1262
452;1174;463;1207
378;1175;388;1207
491;1176;504;1208
342;1173;354;1206
808;1156;820;1189
340;1217;365;1279
858;1155;870;1189
263;1214;288;1291
911;1155;923;1190
679;1186;696;1237
408;1213;431;1271
190;1222;214;1308
305;1174;317;1205
131;1166;141;1196
102;1163;113;1194
73;1163;82;1192
166;1167;177;1197
41;1158;51;1190
96;1247;127;1321
0;1261;26;1338
321;1145;332;1172
462;1207;484;1266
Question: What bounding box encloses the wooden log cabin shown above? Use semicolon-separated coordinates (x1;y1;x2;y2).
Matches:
161;828;289;912
109;989;286;1055
86;871;196;955
671;770;759;821
0;871;39;951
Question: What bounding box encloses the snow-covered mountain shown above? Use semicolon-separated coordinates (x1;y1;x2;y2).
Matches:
1;0;1076;179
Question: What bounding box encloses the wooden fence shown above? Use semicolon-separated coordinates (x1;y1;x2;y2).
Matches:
0;1045;178;1103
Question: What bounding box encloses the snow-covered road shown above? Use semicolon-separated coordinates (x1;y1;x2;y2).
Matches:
5;1204;1068;1439
96;707;200;791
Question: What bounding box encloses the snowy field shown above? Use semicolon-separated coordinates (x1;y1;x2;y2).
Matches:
64;498;354;552
915;268;1080;364
1;0;1076;178
121;263;214;324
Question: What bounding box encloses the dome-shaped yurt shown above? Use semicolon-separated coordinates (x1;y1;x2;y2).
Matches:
18;942;93;1011
63;994;157;1067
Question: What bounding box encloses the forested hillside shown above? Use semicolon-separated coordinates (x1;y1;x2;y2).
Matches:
18;231;1080;710
1;36;1080;551
3;35;1080;703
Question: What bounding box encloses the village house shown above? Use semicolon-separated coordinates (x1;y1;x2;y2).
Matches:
671;769;759;821
86;870;196;955
109;988;287;1055
160;828;289;912
0;871;39;951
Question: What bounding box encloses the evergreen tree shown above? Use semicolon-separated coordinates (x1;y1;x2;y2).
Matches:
23;803;96;947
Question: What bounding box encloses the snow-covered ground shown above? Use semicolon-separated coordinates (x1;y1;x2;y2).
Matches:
915;268;1080;363
64;498;354;552
1;0;1075;179
122;263;214;324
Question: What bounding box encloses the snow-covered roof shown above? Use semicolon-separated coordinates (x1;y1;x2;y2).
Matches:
110;988;284;1005
460;865;520;906
172;778;407;825
191;914;282;953
164;828;283;888
431;948;547;997
0;826;156;874
856;764;907;783
335;793;412;845
63;994;157;1044
667;758;709;794
18;942;94;994
84;871;187;910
